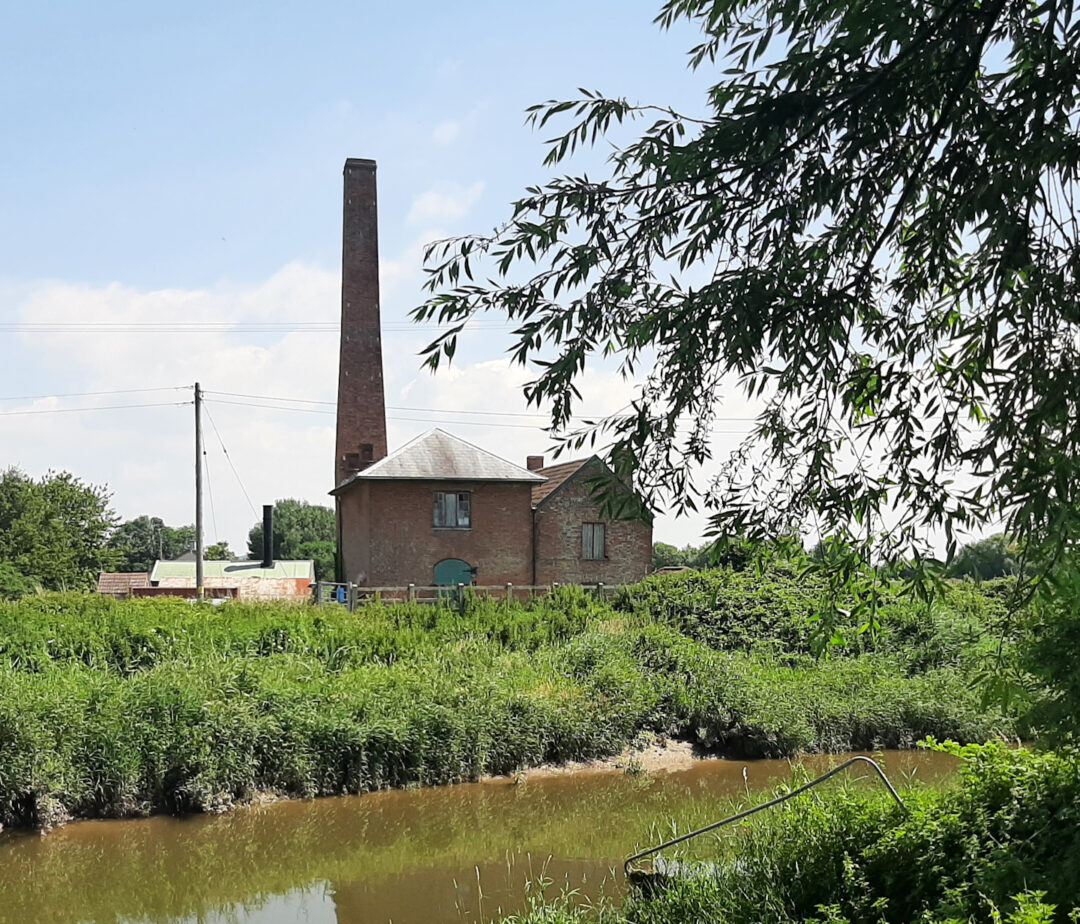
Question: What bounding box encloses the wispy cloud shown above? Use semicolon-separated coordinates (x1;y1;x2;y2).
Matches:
407;182;484;226
431;120;460;146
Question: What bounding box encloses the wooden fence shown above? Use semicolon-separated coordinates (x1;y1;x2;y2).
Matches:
311;581;621;610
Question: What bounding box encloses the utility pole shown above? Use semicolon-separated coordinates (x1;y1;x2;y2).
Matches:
195;382;204;600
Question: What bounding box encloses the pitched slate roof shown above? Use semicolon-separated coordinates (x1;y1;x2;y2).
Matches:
531;456;654;524
97;572;150;595
332;429;547;492
149;560;315;582
531;457;594;507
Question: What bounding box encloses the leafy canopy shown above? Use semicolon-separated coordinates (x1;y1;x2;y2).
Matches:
414;0;1080;587
0;467;119;592
205;541;232;561
108;516;195;572
247;499;336;580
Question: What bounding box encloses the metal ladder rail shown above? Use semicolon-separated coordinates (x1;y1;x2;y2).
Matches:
624;755;907;876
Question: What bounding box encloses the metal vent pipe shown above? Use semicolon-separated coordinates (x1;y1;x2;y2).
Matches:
262;505;274;569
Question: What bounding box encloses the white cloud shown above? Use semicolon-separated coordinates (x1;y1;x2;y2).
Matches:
1;255;730;556
406;182;484;226
4;264;342;552
431;120;460;146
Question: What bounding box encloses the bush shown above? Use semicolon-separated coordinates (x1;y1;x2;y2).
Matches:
0;562;36;601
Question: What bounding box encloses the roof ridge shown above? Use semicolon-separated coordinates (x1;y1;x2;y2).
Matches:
537;456;594;472
335;428;546;487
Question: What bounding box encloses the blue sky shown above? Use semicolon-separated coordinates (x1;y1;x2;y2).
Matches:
0;1;745;553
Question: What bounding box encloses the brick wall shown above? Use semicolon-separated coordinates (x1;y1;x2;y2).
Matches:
154;577;310;601
533;459;652;585
339;479;535;586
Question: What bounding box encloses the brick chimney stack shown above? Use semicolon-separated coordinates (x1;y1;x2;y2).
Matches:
335;158;388;486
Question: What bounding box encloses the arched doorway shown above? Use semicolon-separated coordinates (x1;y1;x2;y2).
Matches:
433;558;474;587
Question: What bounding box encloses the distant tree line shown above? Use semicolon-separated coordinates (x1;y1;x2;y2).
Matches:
654;533;1025;582
652;537;777;572
0;468;337;599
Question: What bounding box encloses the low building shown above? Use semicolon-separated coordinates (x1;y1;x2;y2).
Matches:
96;571;151;598
144;559;314;602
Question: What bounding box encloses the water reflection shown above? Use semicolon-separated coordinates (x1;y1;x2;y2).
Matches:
0;750;956;924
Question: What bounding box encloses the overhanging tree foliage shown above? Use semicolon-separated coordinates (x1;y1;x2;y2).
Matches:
415;0;1080;594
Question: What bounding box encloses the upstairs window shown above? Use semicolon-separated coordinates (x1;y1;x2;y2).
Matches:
434;491;471;529
582;522;606;560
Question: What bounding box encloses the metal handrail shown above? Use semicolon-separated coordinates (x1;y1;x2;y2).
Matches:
623;755;907;876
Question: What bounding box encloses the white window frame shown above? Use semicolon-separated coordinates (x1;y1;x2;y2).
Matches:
582;522;606;560
434;491;472;529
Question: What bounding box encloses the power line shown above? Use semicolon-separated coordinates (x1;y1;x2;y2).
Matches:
0;385;189;402
202;390;757;422
205;397;543;429
203;398;756;434
203;448;220;542
205;390;335;406
0;401;192;417
202;402;259;517
0;322;511;334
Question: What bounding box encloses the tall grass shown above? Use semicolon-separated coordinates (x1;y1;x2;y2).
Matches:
0;577;1016;828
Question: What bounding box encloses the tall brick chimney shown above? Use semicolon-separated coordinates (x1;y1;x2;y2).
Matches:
335;157;388;486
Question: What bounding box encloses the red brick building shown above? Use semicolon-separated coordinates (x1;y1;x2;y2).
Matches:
532;456;653;586
332;158;651;588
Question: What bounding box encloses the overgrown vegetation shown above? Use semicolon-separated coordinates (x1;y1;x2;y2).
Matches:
0;573;1017;829
506;743;1080;924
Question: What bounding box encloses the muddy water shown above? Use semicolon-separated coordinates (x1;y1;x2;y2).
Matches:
0;749;957;924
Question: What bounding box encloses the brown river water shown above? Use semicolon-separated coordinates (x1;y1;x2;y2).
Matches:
0;749;958;924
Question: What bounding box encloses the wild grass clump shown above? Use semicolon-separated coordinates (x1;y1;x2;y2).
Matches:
0;585;606;674
0;575;1019;828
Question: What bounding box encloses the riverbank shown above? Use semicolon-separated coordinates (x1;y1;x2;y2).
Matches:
505;742;1080;924
499;736;703;779
0;748;964;924
0;573;1018;829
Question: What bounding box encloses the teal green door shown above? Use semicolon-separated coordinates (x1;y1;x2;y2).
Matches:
433;558;473;586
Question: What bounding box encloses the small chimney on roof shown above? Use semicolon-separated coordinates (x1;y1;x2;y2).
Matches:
261;505;274;569
526;455;544;471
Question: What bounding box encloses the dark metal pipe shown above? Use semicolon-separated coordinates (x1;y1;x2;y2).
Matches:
262;505;274;569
